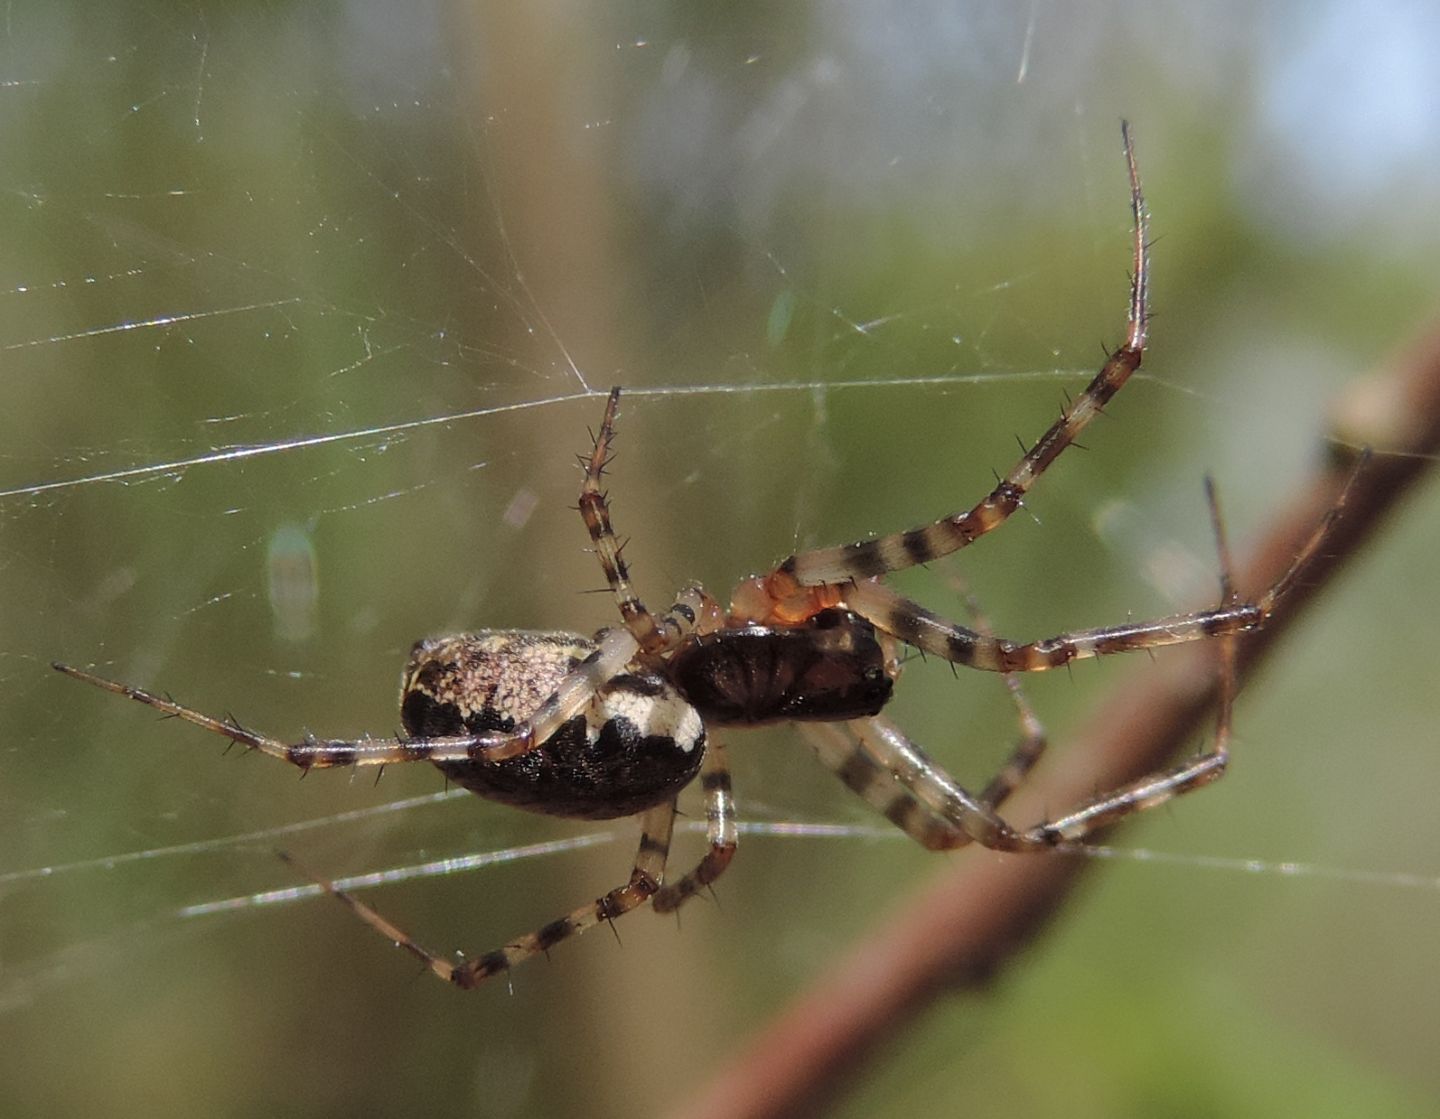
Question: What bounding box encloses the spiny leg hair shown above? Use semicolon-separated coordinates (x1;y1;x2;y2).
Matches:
53;624;646;769
814;464;1363;849
839;455;1360;678
581;387;719;655
653;737;737;912
769;121;1148;593
282;801;678;988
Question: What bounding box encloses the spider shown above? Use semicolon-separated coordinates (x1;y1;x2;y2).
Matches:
55;124;1356;990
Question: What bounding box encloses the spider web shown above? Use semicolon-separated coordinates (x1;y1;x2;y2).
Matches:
3;4;1440;1117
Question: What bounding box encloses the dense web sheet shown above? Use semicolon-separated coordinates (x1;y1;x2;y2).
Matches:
3;4;1440;1117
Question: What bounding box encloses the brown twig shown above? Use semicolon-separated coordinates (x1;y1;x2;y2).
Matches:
674;320;1440;1119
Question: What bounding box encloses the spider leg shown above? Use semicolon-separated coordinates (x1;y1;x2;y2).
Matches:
1032;725;1231;842
840;710;1232;851
980;666;1049;810
653;737;737;912
838;454;1359;674
1026;477;1242;843
827;474;1295;850
767;121;1147;595
52;625;648;768
823;714;1048;852
944;573;1050;809
580;387;722;654
283;801;678;989
843;577;1257;673
799;720;971;849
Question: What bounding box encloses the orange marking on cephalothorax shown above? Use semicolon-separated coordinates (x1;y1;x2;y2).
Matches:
730;574;846;626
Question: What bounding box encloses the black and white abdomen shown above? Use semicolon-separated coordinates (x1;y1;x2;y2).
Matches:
400;631;704;820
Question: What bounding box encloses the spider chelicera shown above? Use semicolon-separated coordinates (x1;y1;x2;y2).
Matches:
55;124;1356;989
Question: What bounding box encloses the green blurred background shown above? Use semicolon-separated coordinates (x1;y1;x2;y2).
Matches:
3;3;1439;1116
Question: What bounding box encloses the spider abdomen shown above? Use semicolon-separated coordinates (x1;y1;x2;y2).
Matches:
668;608;894;726
400;631;704;820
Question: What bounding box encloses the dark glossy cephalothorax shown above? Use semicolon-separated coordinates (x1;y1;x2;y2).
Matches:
666;607;894;727
54;124;1357;990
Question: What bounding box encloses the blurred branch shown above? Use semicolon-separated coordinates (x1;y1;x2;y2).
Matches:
674;318;1440;1119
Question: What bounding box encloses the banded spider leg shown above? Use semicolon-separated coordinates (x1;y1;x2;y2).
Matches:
51;121;1364;993
580;387;739;914
764;120;1149;604
790;460;1362;852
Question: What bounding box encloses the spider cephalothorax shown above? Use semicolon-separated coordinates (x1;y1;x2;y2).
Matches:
665;607;896;726
55;123;1357;989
